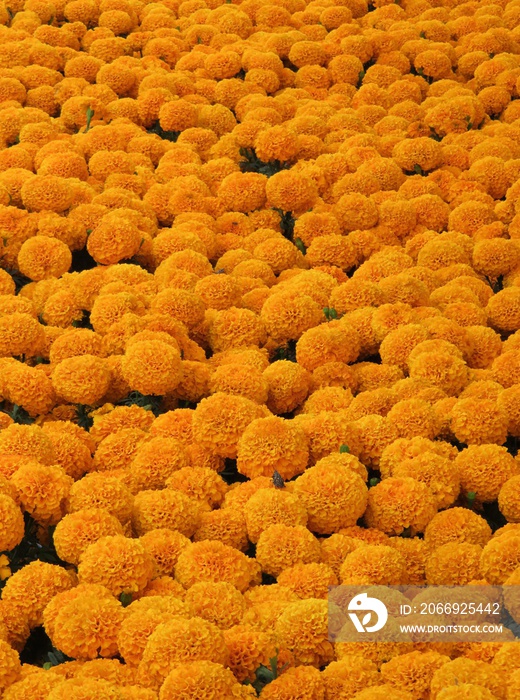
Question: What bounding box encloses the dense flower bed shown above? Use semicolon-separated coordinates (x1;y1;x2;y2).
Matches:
1;0;520;696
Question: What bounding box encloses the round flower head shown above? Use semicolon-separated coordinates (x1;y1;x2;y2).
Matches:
46;594;126;661
392;452;460;510
435;686;499;700
292;463;367;535
296;323;360;372
340;545;407;586
275;598;333;668
87;219;142;266
450;398;508;446
68;473;133;525
78;535;154;596
132;489;201;538
265;169;318;214
0;423;55;467
454;445;519;503
117;605;187;668
480;535;520;585
41;422;93;480
128;437;189;492
365;477;437;536
0;494;23;552
255;524;321;578
408;351;469;397
260;291;323;343
175;540;260;592
0;313;45;358
193;508;248;552
184;581;245;630
321;654;380;699
487;288;520;333
93;428;146;473
0;639;21;693
138;618;228;690
263;360;311;414
166;467;227;512
139;529;190;578
12;463;72;526
2;669;63;700
223;623;276;684
426;542;483;586
192;392;267;459
2;561;73;629
52;355;111;406
386;398;438;440
121;340;183;396
430;658;503;700
237;416;308;481
277;562;338;600
53;508;124;566
217;172;267;213
380;650;450;700
158;660;254;700
17;236;72;282
244;488;307;543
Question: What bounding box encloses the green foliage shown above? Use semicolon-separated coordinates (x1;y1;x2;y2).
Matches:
323;307;338;321
244;653;288;694
76;404;94;430
294;237;306;255
84;105;95;133
118;391;163;416
273;339;297;363
146;121;180;142
272;208;295;242
119;592;133;607
339;444;350;454
239;148;291;178
467;491;477;509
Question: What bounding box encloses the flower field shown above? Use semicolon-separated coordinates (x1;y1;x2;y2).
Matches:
2;0;520;696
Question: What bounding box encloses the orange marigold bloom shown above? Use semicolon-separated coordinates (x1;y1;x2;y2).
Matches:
0;494;24;552
132;488;201;538
392;452;460;510
139;529;190;578
223;623;276;684
450;398;508;446
175;540;261;592
121;340;183;396
408;352;469;397
237;415;308;480
296;322;360;372
2;560;73;628
158;660;253;699
17;236;72;281
218;172;267;213
53;508;124;566
265;169;318;214
322;655;380;700
499;476;520;523
47;594;126;661
365;477;437;536
12;463;72;526
487;288;520;332
87;219;142;266
277;562;338;600
78;534;154;596
52;355;111;406
340;545;407;586
0;639;21;693
192;392;267;459
274;598;333;667
68;472;134;525
184;581;245;630
262;359;311;414
425;542;482;586
454;445;519;502
255;524;321;578
424;507;492;550
20;175;73;213
129;437;189;492
244;488;307;544
481;534;520;584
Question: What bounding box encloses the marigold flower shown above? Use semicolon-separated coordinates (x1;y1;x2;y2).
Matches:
20;175;73;213
218;172;267;213
277;562;338;600
78;534;154;597
121;340;183;397
0;639;21;693
425;541;482;586
12;463;72;526
274;598;332;668
393;452;460;510
243;488;307;544
2;560;73;629
408;351;469;397
322;654;380;699
454;444;519;503
265;169;318;214
480;533;520;585
296;323;360;372
365;477;437;536
175;540;260;592
183;581;245;630
47;593;126;662
430;657;503;700
68;472;134;525
53;508;124;566
159;660;254;700
17;236;72;282
487;288;520;332
52;355;111;406
262;360;311;414
0;494;23;553
208;307;266;352
132;488;201;538
255;524;321;578
340;545;407;586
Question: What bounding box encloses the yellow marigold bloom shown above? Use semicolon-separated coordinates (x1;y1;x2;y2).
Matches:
184;581;245;630
192;392;267;459
12;463;72;526
2;668;63;700
87;219;142;266
254;126;299;164
255;524;321;578
208;306;266;352
218;172;267;213
277;562;338;600
53;508;124;566
0;494;23;552
275;598;332;668
166;466;226;512
209;362;268;405
2;560;73;629
292;463;367;534
424;507;492;550
175;540;260;592
68;472;134;525
128;437;189;492
132;489;200;538
244;488;307;544
17;236;72;281
0;312;44;357
262;359;311;414
386;398;438;440
296;322;360;372
78;534;154;596
223;623;275;684
393;452;460;510
159;660;254;700
425;542;482;586
47;594;126;661
237;415;308;481
265;169;318;214
52;355;111;406
455;445;519;503
121;340;183;396
487;288;520;333
499;476;520;523
138;618;229;690
139;529;190;578
365;477;437;536
193;508;248;552
20;175;73;213
408;351;469;397
340;545;407;586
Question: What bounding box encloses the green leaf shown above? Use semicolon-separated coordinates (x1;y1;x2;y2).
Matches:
339;444;350;454
43;662;52;671
369;477;380;488
84;105;95;133
413;164;423;175
294;237;306;255
467;491;477;509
